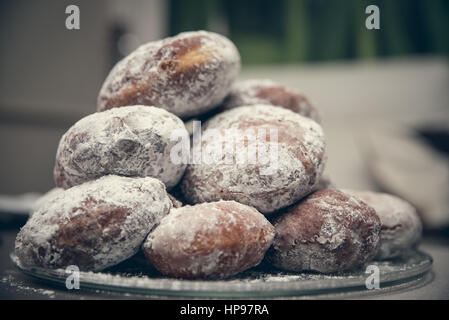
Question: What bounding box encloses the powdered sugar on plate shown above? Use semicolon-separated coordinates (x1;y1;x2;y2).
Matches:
10;249;432;297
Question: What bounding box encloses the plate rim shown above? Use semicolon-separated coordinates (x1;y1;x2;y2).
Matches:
10;250;433;298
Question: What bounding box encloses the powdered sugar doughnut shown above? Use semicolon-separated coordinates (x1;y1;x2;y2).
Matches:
343;190;422;260
15;175;171;271
97;31;241;119
181;105;327;214
222;79;320;123
267;190;381;273
142;201;275;279
54;105;188;190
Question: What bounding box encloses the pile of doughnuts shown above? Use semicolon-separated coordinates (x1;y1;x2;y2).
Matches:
15;31;422;279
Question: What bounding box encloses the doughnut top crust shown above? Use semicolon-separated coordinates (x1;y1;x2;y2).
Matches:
54;105;188;190
343;190;422;259
269;189;381;273
15;175;171;271
222;79;320;123
97;31;241;118
142;201;275;279
30;188;64;217
181;104;327;214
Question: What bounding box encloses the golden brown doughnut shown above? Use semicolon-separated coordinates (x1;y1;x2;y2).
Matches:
142;201;275;279
97;31;241;119
15;175;171;271
181;105;327;214
54;106;188;190
267;189;381;273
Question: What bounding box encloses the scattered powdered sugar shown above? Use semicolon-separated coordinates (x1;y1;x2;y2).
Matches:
97;31;241;119
343;190;423;260
54;105;188;189
182;104;327;214
1;274;55;298
15;175;171;271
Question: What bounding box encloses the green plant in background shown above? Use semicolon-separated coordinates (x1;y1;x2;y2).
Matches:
353;0;377;59
283;0;308;62
168;0;449;65
422;0;449;54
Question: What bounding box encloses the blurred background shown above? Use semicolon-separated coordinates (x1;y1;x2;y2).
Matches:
169;0;449;64
0;0;448;230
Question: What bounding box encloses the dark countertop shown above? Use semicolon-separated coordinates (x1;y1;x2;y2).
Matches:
1;222;448;300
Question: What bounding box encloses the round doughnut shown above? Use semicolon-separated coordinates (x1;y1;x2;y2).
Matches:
142;201;275;279
221;79;320;123
15;175;171;271
181;105;327;214
54;105;188;190
267;189;381;273
97;31;241;119
343;190;422;260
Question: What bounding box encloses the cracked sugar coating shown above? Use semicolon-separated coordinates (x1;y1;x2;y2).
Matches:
15;175;171;271
54;105;188;190
343;190;422;260
267;189;381;273
97;31;241;119
181;105;327;214
222;79;320;123
142;201;275;279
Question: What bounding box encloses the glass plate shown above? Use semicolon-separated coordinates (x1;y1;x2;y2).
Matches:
11;250;432;298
